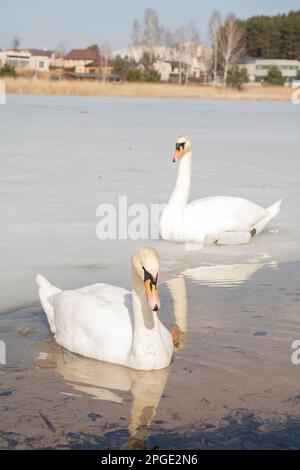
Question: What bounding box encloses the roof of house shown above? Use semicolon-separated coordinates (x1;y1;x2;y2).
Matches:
64;49;99;61
27;49;54;57
6;50;31;58
239;56;300;65
86;58;114;68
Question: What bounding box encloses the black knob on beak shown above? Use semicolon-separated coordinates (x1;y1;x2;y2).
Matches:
153;304;158;311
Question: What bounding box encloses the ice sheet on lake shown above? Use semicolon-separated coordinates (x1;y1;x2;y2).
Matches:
0;95;299;311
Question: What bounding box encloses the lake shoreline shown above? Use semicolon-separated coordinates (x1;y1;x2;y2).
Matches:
2;78;293;101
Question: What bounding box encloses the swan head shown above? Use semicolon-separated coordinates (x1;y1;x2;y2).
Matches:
172;135;192;162
132;247;161;312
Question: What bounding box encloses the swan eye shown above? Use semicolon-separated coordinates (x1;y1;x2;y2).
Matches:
142;266;157;285
176;142;186;150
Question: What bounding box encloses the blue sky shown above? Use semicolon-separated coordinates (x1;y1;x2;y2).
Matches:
0;0;299;51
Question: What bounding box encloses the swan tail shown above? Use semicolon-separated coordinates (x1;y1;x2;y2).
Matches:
36;274;61;333
253;199;282;235
266;199;282;219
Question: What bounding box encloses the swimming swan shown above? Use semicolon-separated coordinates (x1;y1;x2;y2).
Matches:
36;247;173;371
160;135;281;245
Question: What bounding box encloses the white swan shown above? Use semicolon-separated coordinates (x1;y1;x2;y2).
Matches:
36;247;173;371
160;135;282;245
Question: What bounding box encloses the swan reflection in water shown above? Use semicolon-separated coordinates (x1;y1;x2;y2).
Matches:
36;349;170;449
182;259;277;287
166;257;278;350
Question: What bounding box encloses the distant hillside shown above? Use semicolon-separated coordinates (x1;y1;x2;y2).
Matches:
241;10;300;60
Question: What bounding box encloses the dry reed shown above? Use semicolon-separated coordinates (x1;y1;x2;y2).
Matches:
3;77;292;101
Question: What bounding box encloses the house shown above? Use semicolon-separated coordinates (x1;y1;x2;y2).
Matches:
153;60;172;81
238;57;300;83
113;44;211;82
27;49;54;71
63;48;99;73
0;50;31;70
63;49;113;77
84;57;114;76
161;55;210;83
0;49;54;72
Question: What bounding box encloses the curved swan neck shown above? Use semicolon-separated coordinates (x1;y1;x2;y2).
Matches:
131;267;156;331
168;151;192;206
129;266;170;369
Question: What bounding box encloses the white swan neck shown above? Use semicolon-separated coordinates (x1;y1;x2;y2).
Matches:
168;151;192;206
131;268;157;337
129;268;170;369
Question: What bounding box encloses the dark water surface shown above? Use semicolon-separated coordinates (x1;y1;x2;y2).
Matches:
1;260;300;449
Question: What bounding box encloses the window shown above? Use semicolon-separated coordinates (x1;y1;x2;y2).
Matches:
39;61;45;69
8;59;28;68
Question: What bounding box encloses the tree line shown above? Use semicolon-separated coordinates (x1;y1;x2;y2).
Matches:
117;8;300;86
241;10;300;60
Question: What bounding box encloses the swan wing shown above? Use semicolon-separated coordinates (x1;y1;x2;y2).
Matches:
77;282;129;303
185;196;267;239
51;285;132;364
187;196;266;224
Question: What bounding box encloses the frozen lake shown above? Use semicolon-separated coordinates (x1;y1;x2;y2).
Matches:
0;95;300;449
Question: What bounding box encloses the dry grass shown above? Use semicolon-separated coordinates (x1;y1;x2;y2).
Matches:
3;77;292;101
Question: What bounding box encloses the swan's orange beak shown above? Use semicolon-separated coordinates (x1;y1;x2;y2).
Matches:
145;280;160;311
172;147;184;162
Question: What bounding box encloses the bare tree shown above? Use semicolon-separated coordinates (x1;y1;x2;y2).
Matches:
160;26;173;47
11;35;21;50
143;8;161;64
217;14;245;86
55;41;66;58
208;9;221;84
131;20;142;46
173;25;187;85
87;44;101;79
99;43;112;83
184;21;200;85
173;22;200;86
159;25;176;67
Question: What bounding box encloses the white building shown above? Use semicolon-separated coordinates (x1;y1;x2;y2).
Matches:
0;49;54;72
239;57;300;83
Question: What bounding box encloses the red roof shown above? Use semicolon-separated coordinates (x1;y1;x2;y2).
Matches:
64;49;99;61
28;49;53;57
